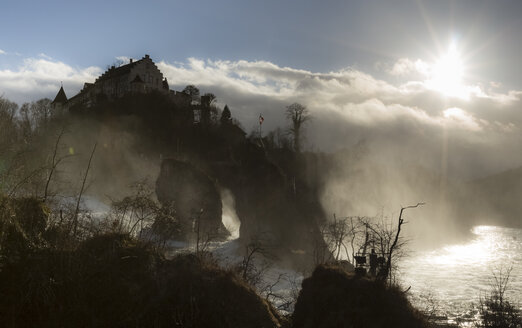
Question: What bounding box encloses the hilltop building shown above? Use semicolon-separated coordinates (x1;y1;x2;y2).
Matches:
51;84;68;112
52;54;192;111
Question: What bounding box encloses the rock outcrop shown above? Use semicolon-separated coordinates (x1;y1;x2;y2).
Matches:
292;264;428;328
156;159;226;238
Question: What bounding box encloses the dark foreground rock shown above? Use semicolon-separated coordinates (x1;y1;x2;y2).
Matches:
0;231;281;328
292;264;428;328
154;254;282;328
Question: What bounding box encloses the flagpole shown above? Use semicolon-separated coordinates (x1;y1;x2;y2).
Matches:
258;114;265;148
259;114;263;138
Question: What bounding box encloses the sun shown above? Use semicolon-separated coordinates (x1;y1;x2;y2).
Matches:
427;42;469;99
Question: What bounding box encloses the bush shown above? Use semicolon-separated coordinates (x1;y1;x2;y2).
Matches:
478;268;522;328
0;211;282;328
0;195;49;263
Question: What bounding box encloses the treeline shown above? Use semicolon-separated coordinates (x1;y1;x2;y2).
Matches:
0;97;62;196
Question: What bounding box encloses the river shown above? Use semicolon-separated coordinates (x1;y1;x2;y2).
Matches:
400;225;522;326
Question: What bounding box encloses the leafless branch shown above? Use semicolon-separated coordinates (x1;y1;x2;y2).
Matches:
73;142;97;236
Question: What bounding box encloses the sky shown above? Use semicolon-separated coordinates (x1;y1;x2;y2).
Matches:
2;0;522;177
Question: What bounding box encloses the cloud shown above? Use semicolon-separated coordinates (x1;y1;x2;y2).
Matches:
115;56;131;66
387;58;430;77
0;49;5;55
0;57;101;103
157;57;519;129
442;107;484;132
2;54;522;177
38;53;52;60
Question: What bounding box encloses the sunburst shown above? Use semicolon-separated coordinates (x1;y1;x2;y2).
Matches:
427;42;469;99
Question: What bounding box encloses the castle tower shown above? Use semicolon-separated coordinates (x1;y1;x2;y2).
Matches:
51;84;68;112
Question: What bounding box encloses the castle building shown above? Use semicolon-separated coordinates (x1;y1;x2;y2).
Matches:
52;54;189;110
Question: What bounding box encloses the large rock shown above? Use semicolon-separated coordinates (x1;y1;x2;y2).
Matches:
207;143;328;269
156;159;226;238
157;145;329;269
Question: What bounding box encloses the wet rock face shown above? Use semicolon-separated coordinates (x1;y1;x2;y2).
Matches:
207;145;327;269
155;148;328;269
156;159;225;237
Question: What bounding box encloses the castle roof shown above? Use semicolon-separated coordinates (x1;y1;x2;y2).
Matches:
96;60;140;83
52;86;68;104
95;55;159;84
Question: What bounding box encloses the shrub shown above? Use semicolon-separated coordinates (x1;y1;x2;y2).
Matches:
478;268;521;328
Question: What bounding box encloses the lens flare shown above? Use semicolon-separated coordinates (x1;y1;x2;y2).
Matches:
427;42;469;99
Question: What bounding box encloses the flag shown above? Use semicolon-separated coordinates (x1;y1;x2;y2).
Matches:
259;114;264;125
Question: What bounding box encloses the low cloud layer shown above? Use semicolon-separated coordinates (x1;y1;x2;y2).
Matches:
0;57;101;103
2;55;522;178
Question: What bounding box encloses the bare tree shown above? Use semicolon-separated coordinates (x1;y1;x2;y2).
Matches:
378;202;424;284
316;215;367;265
110;183;159;236
73;142;97;236
238;233;275;286
285;103;311;152
43;126;70;202
479;267;522;328
316;206;422;284
0;97;19;155
326;214;352;261
182;85;200;103
30;98;53;131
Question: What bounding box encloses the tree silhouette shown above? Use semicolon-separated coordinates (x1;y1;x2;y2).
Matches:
182;85;200;103
285;103;310;152
220;105;232;125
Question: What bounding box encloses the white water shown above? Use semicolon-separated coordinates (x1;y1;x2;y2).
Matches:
400;225;522;326
220;188;241;240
